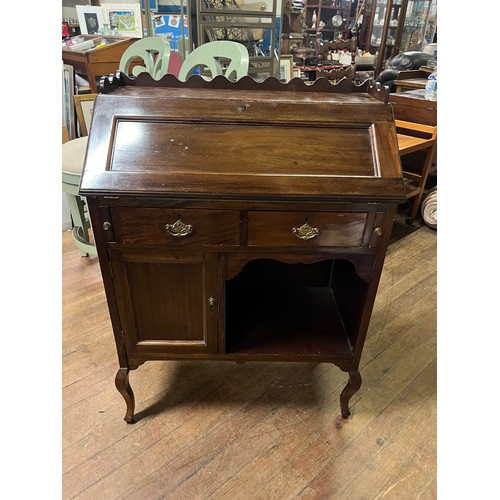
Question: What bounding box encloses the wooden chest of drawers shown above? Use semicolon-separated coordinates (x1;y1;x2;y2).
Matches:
80;75;405;423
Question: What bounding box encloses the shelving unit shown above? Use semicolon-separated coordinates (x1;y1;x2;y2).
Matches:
196;0;279;79
304;0;354;42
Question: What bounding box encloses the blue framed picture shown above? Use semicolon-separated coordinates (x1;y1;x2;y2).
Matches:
141;0;158;11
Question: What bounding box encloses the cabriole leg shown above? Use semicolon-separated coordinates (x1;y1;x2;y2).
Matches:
340;370;362;418
115;368;135;423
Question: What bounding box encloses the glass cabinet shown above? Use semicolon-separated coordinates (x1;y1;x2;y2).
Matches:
359;0;436;76
361;0;405;76
399;0;436;52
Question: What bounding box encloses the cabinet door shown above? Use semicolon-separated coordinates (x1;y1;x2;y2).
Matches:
109;249;218;356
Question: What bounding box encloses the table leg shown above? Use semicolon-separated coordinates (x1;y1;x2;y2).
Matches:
115;368;135;423
340;369;362;418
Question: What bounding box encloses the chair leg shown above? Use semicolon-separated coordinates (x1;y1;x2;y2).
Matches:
408;146;435;222
65;192;96;256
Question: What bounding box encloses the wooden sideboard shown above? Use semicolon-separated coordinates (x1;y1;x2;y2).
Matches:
80;75;406;423
62;35;136;93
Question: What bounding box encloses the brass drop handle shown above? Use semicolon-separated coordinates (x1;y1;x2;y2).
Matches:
208;297;215;311
165;217;193;238
292;218;320;240
102;221;112;231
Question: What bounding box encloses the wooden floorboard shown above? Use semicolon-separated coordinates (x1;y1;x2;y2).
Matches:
62;217;437;499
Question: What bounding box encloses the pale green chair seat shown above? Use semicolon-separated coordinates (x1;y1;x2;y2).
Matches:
62;136;96;256
178;41;249;82
119;36;171;80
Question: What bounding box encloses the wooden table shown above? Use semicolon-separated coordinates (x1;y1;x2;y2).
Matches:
80;75;406;424
62;35;136;93
394;77;428;93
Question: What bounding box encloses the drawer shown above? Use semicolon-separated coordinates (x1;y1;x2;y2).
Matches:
113;208;240;245
247;211;368;247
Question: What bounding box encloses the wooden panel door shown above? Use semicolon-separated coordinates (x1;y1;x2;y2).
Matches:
109;249;219;357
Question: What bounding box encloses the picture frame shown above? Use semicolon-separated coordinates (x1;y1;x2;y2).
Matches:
102;3;143;38
74;94;98;137
141;0;159;11
279;55;294;83
62;64;76;140
76;5;105;35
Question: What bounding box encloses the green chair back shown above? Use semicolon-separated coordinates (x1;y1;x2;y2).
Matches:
178;41;249;82
119;37;171;80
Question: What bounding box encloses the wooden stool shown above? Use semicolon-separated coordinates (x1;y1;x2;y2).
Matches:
62;136;96;256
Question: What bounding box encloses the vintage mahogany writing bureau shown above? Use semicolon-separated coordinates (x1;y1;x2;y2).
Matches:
80;74;405;423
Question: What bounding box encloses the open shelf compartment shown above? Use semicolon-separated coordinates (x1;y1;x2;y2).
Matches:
225;258;362;358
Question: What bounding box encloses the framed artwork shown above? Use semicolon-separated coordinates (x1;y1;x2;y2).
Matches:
279;55;294;83
102;3;143;38
74;94;98;137
76;5;105;35
62;64;76;140
141;0;159;11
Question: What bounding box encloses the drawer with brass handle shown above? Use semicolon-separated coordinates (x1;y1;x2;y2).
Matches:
112;208;240;245
247;211;369;247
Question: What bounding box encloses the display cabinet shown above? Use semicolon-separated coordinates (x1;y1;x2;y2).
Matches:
81;74;405;424
398;0;436;53
359;0;436;76
359;0;406;76
304;0;353;42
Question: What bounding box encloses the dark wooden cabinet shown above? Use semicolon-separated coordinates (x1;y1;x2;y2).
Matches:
80;75;405;423
109;248;219;356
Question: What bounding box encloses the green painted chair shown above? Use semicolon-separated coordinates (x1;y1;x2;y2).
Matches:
178;41;249;82
119;36;171;80
62;135;96;256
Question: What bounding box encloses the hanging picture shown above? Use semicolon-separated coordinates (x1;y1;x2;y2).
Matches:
154;14;189;49
74;94;98;137
141;0;158;11
102;3;143;38
76;5;105;35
